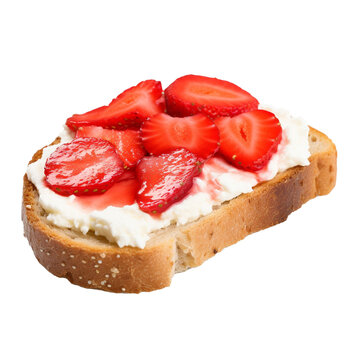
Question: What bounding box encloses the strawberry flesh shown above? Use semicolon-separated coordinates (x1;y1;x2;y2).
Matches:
66;80;164;130
165;75;259;118
117;169;136;181
136;149;202;214
141;113;219;159
45;137;124;196
75;179;139;211
215;110;282;171
76;126;146;168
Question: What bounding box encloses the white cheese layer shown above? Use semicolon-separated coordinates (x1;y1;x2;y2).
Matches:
27;106;310;249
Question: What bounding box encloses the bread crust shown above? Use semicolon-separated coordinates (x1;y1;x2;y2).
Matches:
22;127;337;293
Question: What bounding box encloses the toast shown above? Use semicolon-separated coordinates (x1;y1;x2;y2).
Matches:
22;127;337;293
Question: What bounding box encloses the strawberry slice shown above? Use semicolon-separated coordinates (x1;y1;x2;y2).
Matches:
76;126;146;168
164;75;259;118
140;113;219;159
66;80;164;130
75;179;139;211
44;137;124;196
136;149;202;214
214;110;282;171
117;169;136;181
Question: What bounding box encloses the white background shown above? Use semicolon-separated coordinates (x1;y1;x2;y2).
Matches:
1;1;359;359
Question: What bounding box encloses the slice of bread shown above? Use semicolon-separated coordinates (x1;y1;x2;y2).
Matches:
22;127;337;293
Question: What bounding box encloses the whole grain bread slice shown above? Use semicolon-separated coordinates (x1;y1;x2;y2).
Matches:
22;127;337;293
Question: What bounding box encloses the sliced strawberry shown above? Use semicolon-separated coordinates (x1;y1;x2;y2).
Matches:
66;80;164;130
75;179;139;211
141;113;219;159
44;137;124;196
117;169;136;181
164;75;259;118
214;110;282;171
76;126;146;168
136;149;202;214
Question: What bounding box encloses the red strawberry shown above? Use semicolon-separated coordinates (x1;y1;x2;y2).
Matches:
75;179;139;211
164;75;259;118
214;110;282;171
44;137;124;196
117;169;136;181
141;113;219;159
76;126;146;168
66;80;164;130
136;149;202;214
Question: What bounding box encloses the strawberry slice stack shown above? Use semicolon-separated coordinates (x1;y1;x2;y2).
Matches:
45;75;282;214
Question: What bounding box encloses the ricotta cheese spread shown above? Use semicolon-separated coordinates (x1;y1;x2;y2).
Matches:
26;106;311;248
